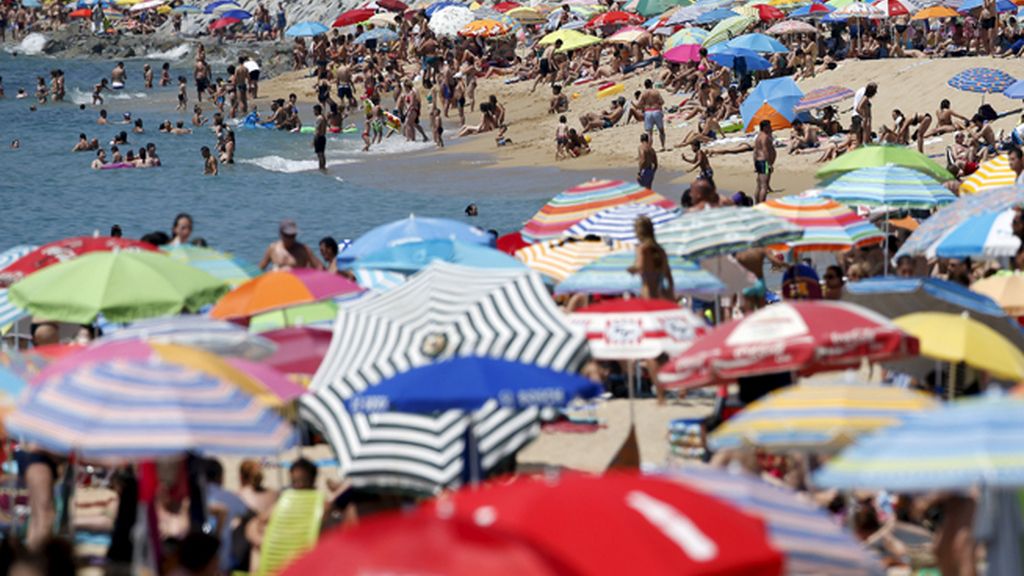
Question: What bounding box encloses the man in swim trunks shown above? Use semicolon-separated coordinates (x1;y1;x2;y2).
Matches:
313;104;327;171
754;119;775;204
111;62;126;89
637;133;658;189
638;79;666;151
201;146;217;175
335;61;356;110
258;220;323;271
531;39;561;94
91;148;107;169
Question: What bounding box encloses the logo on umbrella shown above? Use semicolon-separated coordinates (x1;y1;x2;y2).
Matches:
421;332;449;358
605;320;642;344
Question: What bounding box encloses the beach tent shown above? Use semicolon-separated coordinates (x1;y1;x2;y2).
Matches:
739;76;803;132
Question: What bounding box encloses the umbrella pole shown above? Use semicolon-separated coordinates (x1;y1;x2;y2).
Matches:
948;361;957;401
883;208;890;276
627;360;636;425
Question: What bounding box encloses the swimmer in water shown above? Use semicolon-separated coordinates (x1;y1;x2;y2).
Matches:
92;79;108;106
133;119;144;134
72;133;91;152
110;145;122;163
201;146;218;175
192;105;207;127
16;88;27;99
143;64;153;89
10;139;20;150
171;121;192;135
91;149;107;169
111;61;126;89
34;77;47;104
97;109;108;125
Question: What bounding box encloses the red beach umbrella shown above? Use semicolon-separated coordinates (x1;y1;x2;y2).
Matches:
259;326;333;376
753;3;785;20
873;0;910;16
495;231;529;254
332;8;375;26
376;0;408;11
69;8;93;18
571;298;706;360
0;236;157;287
493;1;520;11
585;10;642;28
209;16;241;29
659;301;919;389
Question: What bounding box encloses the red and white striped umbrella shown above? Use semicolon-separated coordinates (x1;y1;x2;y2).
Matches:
571;299;706;360
659;301;918;389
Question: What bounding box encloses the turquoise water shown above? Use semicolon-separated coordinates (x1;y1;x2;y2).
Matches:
0;50;623;262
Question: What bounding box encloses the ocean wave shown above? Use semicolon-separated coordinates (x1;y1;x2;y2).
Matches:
69;87;149;106
334;136;435;156
239;155;358;174
6;33;47;55
145;43;190;61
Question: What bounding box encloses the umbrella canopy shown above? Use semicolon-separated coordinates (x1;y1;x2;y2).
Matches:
585;9;642;27
659;301;918;389
710;47;771;71
754;196;884;253
833;1;883;16
709;383;937;452
8;358;295;458
515;238;628;282
948;67;1017;94
522;179;676;243
911;4;956;18
894;312;1024;381
209;16;241;29
820;165;956;209
570;298;706;359
429;5;476;37
260;326;333;376
740;76;803;131
9;251;227;324
210;269;362;320
425;0;462;16
285;21;329;36
1003;79;1024;98
129;0;163;10
538;28;602;51
897;186;1024;259
816;144;954;182
101;316;275;360
366;11;398;26
872;0;909;16
493;1;519;11
506;6;545;22
346;357;601;413
332;8;374;26
218;8;250;18
747;3;785;20
0;289;27;331
351;238;526;274
0;236;156;287
202;0;237;12
248;299;340;332
726;31;789;52
794;85;853;112
425;472;785;575
790;2;832;16
658;207;803;259
958;0;1015;11
703;14;755;46
664;43;704;62
960;154;1014;194
666;25;708;47
766;19;817;33
341;214;490;263
163;245;259;288
658;467;886;576
350;269;408;293
606;25;650;43
972;272;1024;316
377;0;408;11
69;7;92;16
300;263;588;493
814;393;1024;491
460;17;510;36
930;209;1021;260
355;27;400;43
696;7;738;22
563;203;680;243
555;250;725;297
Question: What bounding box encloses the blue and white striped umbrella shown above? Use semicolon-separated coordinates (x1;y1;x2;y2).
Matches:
0;245;36;271
7;359;296;459
563;203;681;243
820;166;957;209
101;316;276;359
658;467;884;576
555;250;725;297
658;207;803;259
0;290;27;332
351;268;408;292
930;209;1022;260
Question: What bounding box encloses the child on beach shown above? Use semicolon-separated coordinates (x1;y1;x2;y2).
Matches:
431;105;443;148
92;79;108;106
680;141;714;183
192;105;207;127
160;63;170;87
176;76;187;111
201;146;217;175
555;115;569;160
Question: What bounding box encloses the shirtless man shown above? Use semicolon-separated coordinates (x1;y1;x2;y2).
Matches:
928;99;969;137
637;133;658;189
72;133;91;152
531;39;561;94
312;104;327;171
787;120;820;154
90;148;107;169
201;146;217;175
234;58;250;115
638;79;666;151
258;220;323;271
335;61;356;110
579;98;625;133
753;119;775;204
111;62;126;89
854;82;876;144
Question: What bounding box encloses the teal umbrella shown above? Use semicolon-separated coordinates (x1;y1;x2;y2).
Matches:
346;239;527;274
286;21;329;37
554;250;725;297
820;166;957;209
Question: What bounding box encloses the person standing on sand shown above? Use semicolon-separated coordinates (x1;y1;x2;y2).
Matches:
639;79;666;151
853;82;876;145
637;133;658;189
259;220;323;271
753;119;775;204
313;104;327;171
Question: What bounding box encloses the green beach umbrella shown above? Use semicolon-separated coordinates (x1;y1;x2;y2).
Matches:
703;14;756;46
816;144;955;183
163;245;260;288
248;300;338;333
9;251;228;324
637;0;690;17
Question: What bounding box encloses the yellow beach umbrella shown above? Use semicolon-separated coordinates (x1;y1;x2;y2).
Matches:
959;154;1015;194
515;238;628;282
972;272;1024;316
539;29;602;51
156;4;170;13
894;311;1024;383
507;6;546;23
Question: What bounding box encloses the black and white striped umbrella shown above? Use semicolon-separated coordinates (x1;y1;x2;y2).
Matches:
299;262;589;493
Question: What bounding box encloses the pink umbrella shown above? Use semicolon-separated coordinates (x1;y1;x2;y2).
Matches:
260;326;333;375
209;16;241;29
664;44;702;63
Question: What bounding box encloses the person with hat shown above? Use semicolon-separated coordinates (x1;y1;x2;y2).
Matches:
258;219;323;271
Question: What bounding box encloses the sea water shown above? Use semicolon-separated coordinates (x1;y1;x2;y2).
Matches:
0;52;623;263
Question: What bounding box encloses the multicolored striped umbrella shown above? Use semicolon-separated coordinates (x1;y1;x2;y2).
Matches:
896;186;1024;259
658;467;886;576
709;383;937;452
820;166;956;209
459;17;511;36
554;250;725;296
816;144;955;182
521;180;676;243
960;154;1015;194
794;85;854;112
163;245;260;288
0;236;157;287
765;19;816;34
665;26;708;48
754;196;884;253
948;67;1017;94
930;209;1021;259
563;203;680;243
658;207;803;259
209;269;363;320
515;238;628;282
703;14;756;46
0;289;26;332
570;299;706;360
100;316;276;359
814;393;1024;491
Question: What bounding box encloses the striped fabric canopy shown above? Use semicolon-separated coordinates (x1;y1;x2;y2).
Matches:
0;245;36;270
959;154;1015;194
300;262;588;493
163;245;260;288
754;196;884;253
896;186;1024;259
521;180;676;243
794;85;854;112
658;207;803;259
563;203;681;243
0;246;35;332
570;299;706;360
658;467;885;576
930;209;1022;260
820;166;956;209
515;238;628;282
554;250;725;296
7;359;296;458
101;316;276;360
350;268;408;292
709;383;937;453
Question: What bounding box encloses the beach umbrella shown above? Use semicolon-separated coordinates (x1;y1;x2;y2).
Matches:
515;238;629;282
894;312;1024;381
495;232;529;255
555;250;725;297
664;43;704;62
366;11;398;26
790;2;832;16
209;269;362;321
817;144;954;182
537;28;602;50
871;0;910;16
754;196;884;254
100;316;276;360
162;245;258;288
910;4;956;18
793;85;853;112
696;6;738;22
355;27;400;43
260;326;333;376
814;393;1024;491
958;0;1015;12
746;3;785;20
1004;79;1024;99
703;14;755;45
300;262;588;492
377;0;408;11
708;382;937;452
658;206;803;259
564;203;680;243
930;209;1021;260
973;272;1024;316
665;4;711;24
709;46;771;71
69;7;92;16
948;67;1017;94
248;299;340;332
659;301;918;389
173;3;201;11
350;238;527;274
493;0;519;11
636;0;683;17
209;16;241;29
665;25;708;47
425;0;463;16
570;298;707;359
0;290;27;332
332;8;374;26
897;186;1024;258
218;8;249;18
129;0;163;10
820;165;956;209
285;21;329;36
725;31;789;52
0;236;156;288
832;1;883;16
766;19;817;33
506;6;545;22
960;154;1015;193
350;269;409;292
459;17;511;36
8;252;226;325
429;4;475;36
423;472;786;575
341;215;490;263
605;25;650;43
658;467;886;576
521;179;676;243
203;0;236;12
585;9;642;27
740;76;803;132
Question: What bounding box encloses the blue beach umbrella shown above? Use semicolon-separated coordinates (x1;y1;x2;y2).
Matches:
897;186;1024;259
349;268;408;292
286;21;329;36
203;0;238;13
1004;79;1024;99
696;7;737;23
820;165;956;209
564;203;680;243
555;250;725;297
790;3;833;17
354;27;400;43
958;0;1015;12
219;8;251;19
340;215;491;263
425;0;462;17
739;76;803;132
349;239;527;274
709;46;771;71
172;3;200;11
21;0;41;7
948;67;1017;94
932;209;1022;260
726;32;789;53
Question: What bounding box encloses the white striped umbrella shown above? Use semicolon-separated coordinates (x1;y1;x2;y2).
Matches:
100;316;276;360
959;154;1015;194
563;203;681;243
515;238;628;282
300;262;588;493
658;207;803;259
930;209;1021;260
